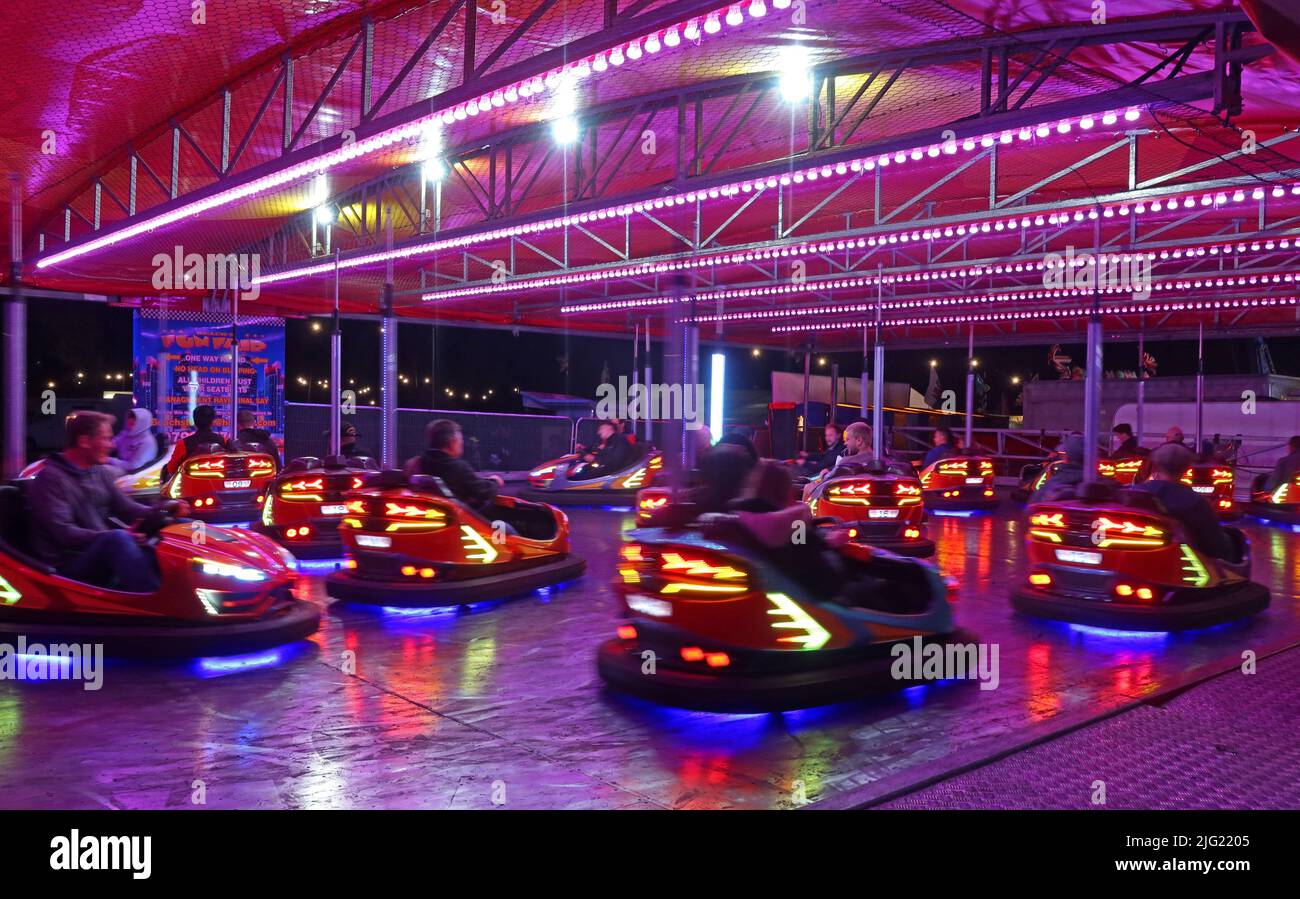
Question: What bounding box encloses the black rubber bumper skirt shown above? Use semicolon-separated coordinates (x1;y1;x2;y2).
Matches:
1243;503;1300;526
1011;581;1270;631
0;600;321;658
326;554;587;607
856;538;935;558
597;631;964;713
189;504;264;525
514;488;638;507
249;526;345;560
923;493;1002;512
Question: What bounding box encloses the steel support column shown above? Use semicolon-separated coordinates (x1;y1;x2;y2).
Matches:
1195;321;1205;451
964;324;975;450
3;175;26;479
330;249;342;456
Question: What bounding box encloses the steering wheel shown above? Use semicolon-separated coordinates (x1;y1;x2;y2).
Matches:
134;501;183;544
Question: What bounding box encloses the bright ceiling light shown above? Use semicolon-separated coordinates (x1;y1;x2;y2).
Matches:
314;205;335;225
777;45;812;103
551;77;580;145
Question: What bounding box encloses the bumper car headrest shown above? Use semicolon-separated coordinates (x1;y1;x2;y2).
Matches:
1116;489;1165;514
349;455;380;471
285;456;321;473
1070;481;1117;503
409;474;456;499
370;469;410;490
322;455;350;470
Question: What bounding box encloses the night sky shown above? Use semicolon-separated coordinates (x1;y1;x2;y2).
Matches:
20;298;1300;423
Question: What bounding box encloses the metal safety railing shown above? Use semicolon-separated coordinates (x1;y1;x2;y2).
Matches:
284;404;572;472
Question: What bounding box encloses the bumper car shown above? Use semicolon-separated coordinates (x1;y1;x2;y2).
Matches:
253;455;380;558
518;444;663;506
326;471;586;607
160;449;279;523
1011;456;1144;503
1181;462;1239;521
597;508;961;712
1011;482;1268;631
0;484;319;657
805;461;933;557
1244;471;1300;525
919;455;999;511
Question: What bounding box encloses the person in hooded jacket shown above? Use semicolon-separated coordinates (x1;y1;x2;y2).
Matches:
113;408;160;472
30;412;167;592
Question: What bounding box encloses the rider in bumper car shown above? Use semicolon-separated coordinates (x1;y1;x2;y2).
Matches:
801;421;875;501
1261;436;1300;496
1029;434;1087;503
405;418;505;511
235;409;283;469
162;404;231;480
1134;443;1233;561
29;412;182;592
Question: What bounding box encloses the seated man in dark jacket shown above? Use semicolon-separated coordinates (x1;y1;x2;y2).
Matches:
1134;443;1234;561
923;426;959;468
163;404;231;480
405;419;502;511
575;421;634;478
1263;435;1300;492
234;409;282;469
1110;423;1148;459
29;412;163;592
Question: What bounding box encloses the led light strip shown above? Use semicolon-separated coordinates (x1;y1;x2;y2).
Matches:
770;295;1300;332
37;1;769;271
694;270;1300;322
258;106;1157;288
416;175;1297;307
560;234;1300;314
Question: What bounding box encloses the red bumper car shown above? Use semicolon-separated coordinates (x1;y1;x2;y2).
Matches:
326;472;586;607
805;461;933;557
0;484;318;656
919;455;999;511
1011;482;1268;631
254;455;380;558
161;450;279;523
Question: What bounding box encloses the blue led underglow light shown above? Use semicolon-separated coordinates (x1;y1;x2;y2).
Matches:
380;605;458;618
292;558;349;572
195;649;285;676
599;505;634;512
1066;623;1172;641
932;509;976;518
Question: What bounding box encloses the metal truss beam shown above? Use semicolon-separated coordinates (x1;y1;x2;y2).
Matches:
245;9;1267;282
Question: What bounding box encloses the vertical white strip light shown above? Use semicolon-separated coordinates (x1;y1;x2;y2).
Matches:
709;352;726;444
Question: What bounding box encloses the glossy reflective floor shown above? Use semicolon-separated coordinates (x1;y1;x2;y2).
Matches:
1;509;1297;809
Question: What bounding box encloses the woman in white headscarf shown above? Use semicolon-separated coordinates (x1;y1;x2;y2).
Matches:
114;408;159;472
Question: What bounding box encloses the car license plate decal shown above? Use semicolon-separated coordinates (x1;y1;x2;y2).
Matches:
1192;485;1213;493
1056;548;1102;565
321;504;348;515
965;477;983;485
224;479;251;488
356;535;391;548
868;508;899;519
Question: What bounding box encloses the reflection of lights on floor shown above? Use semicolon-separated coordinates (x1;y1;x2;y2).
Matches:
599;505;634;512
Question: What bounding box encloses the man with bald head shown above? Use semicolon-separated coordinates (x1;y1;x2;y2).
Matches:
1134;442;1233;560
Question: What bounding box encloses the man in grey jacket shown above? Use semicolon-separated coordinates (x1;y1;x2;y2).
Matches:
29;412;161;592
